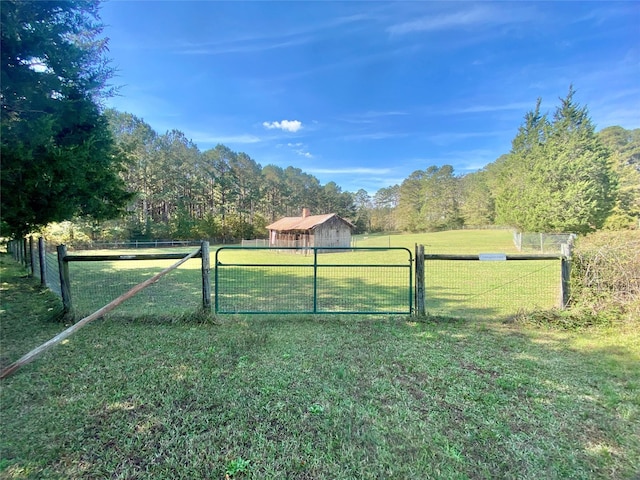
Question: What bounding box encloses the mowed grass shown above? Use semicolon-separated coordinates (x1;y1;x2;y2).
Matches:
1;254;639;479
64;230;557;318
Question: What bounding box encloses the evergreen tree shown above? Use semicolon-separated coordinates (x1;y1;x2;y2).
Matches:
598;126;640;229
495;87;615;233
1;0;132;237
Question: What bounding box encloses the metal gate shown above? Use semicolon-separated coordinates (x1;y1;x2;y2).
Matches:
214;247;413;314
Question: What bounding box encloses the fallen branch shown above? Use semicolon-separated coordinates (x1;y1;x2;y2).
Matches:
1;248;202;380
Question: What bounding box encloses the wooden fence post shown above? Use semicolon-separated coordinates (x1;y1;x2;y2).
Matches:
29;236;35;276
201;241;211;312
57;245;73;316
21;237;27;267
38;237;47;287
415;244;426;316
560;243;572;309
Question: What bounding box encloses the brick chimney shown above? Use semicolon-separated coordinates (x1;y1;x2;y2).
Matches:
302;207;310;218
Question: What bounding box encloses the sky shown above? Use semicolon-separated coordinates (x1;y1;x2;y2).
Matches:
99;1;640;194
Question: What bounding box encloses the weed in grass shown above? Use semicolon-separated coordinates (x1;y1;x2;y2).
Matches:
308;404;325;415
225;457;250;477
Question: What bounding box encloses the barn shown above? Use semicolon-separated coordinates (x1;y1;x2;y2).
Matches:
266;208;354;251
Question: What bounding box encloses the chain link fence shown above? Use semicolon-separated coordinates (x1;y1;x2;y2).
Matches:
513;232;576;253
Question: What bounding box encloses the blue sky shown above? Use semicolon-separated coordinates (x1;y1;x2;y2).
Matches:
100;1;640;194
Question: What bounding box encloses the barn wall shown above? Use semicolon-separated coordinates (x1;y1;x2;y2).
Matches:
313;216;352;249
268;215;352;251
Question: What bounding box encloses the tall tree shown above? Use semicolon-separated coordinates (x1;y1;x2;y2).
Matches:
495;87;615;233
459;170;494;226
397;165;461;231
397;170;426;231
494;100;550;230
598;126;640;229
1;0;132;237
318;182;355;219
352;189;372;233
371;185;399;232
105;109;157;237
419;165;462;231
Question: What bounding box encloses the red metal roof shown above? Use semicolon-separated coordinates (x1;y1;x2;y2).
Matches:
266;213;353;231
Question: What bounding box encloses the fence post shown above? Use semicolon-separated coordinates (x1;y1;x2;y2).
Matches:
201;241;211;312
560;243;572;309
57;245;73;316
38;237;47;287
29;236;35;276
21;237;27;266
313;248;318;313
415;244;426;316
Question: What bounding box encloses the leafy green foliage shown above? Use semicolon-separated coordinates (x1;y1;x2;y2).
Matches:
1;0;132;238
397;165;462;232
598;126;640;229
225;457;251;477
495;87;616;233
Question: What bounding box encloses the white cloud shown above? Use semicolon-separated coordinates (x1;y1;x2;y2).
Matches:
284;141;313;158
388;7;492;35
263;120;303;132
387;5;533;35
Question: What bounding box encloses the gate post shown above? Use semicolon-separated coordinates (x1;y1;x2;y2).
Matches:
415;244;426;316
201;241;211;312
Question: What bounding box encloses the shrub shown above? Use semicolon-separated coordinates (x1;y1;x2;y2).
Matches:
570;230;639;324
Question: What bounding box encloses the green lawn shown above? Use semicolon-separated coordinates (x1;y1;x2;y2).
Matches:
1;254;639;479
352;229;521;253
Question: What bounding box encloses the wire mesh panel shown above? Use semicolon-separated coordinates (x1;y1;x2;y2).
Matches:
67;257;202;318
424;258;562;319
44;250;61;297
215;247;413;314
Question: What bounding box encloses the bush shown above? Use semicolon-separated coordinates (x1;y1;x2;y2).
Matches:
570;230;639;324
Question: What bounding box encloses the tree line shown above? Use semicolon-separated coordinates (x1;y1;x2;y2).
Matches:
99;92;638;242
102;110;356;241
390;90;639;235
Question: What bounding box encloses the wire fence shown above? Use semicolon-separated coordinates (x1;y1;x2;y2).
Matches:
513;232;576;253
6;237;569;320
420;256;563;319
240;239;269;248
32;238;62;297
67;257;202;318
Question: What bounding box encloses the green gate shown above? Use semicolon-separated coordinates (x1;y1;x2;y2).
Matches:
214;247;413;314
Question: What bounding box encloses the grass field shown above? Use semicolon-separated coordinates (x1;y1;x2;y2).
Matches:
60;230;560;319
1;254;639;479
